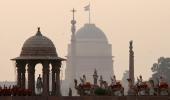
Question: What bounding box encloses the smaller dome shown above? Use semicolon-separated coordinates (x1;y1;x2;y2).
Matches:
12;28;66;61
76;24;108;42
10;28;62;60
20;28;57;58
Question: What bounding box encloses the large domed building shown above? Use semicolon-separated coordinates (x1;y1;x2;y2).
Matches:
76;24;108;42
65;23;114;94
75;24;111;57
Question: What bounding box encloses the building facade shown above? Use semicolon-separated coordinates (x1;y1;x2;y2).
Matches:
65;23;114;94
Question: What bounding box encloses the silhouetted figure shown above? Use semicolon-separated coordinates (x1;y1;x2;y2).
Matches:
83;75;86;83
111;75;117;85
93;69;98;85
99;75;103;87
68;88;72;96
74;79;78;87
36;74;43;95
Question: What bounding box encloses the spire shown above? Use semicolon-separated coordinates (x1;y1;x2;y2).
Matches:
67;8;77;90
129;40;134;85
36;27;42;36
71;8;76;21
71;8;76;35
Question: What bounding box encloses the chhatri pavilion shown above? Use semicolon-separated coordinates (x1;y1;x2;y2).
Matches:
11;28;65;96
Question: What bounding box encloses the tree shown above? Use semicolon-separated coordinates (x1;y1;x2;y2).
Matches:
122;70;129;95
151;57;170;84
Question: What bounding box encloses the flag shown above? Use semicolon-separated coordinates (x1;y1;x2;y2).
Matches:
84;4;90;11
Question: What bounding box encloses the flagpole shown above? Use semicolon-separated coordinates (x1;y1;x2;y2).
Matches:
84;3;91;24
89;3;91;24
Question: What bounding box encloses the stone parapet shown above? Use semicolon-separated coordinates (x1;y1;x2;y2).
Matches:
0;96;170;100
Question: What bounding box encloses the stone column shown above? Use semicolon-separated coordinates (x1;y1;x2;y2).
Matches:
51;63;56;96
51;61;61;96
55;65;61;96
21;64;26;89
16;62;22;88
28;62;35;95
129;41;134;85
42;62;49;96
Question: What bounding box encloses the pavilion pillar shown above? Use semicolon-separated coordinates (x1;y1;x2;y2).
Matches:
51;63;56;96
51;61;61;96
16;62;22;88
21;63;26;89
55;65;61;96
28;63;35;95
42;62;50;96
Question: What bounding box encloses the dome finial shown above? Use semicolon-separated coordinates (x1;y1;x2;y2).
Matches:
38;27;40;32
36;27;42;36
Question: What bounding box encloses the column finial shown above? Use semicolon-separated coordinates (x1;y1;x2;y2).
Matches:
129;40;133;49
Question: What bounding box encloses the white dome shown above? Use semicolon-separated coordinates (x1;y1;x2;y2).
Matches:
76;24;108;42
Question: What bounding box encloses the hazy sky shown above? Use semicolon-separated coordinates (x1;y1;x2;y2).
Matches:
0;0;170;81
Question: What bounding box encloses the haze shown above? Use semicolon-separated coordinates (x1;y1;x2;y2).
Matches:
0;0;170;81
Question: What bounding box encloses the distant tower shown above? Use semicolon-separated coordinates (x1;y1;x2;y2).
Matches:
129;40;134;85
70;8;77;82
65;8;77;88
71;8;76;43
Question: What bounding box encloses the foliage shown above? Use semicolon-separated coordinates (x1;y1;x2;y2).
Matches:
94;88;108;96
151;57;170;83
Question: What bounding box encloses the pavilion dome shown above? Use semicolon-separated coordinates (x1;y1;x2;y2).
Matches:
76;24;108;42
18;28;58;59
